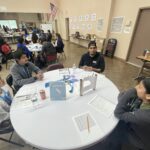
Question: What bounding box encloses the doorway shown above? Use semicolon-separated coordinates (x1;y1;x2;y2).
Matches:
65;18;70;41
127;8;150;66
54;19;58;33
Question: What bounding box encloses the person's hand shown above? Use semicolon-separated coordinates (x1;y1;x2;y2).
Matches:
82;65;88;70
86;66;93;71
36;71;44;81
0;79;5;87
82;66;93;71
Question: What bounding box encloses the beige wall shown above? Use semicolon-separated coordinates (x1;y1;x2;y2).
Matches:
0;0;58;13
2;0;150;60
57;0;150;60
109;0;150;60
56;0;113;41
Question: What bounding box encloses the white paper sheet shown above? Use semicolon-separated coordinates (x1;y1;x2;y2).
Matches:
88;95;116;117
72;112;103;143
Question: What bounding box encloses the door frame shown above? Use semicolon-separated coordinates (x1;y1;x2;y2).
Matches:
65;18;70;41
126;7;150;61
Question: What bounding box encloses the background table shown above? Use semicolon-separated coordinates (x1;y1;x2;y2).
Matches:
26;43;42;52
10;69;119;150
136;56;150;77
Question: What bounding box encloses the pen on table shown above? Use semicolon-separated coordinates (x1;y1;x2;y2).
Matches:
87;115;90;133
15;94;30;98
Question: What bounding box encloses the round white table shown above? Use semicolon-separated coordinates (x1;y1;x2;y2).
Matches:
10;69;119;150
26;43;42;52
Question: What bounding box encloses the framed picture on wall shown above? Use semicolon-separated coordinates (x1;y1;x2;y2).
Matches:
110;16;124;33
91;13;97;21
79;16;83;21
85;14;90;21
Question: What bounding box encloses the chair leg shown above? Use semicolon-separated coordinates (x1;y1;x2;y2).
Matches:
9;131;14;141
63;52;66;59
0;137;24;147
6;60;8;69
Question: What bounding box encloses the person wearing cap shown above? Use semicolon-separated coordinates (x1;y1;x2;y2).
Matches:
79;41;105;73
88;77;150;150
10;49;43;91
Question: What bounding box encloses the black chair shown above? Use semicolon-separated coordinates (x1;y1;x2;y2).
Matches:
6;74;16;95
0;120;24;147
47;63;64;71
1;52;14;69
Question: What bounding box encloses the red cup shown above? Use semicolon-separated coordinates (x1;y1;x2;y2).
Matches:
39;90;46;100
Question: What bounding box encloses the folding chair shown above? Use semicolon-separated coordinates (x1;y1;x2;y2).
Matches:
6;74;16;95
47;63;64;71
0;120;24;147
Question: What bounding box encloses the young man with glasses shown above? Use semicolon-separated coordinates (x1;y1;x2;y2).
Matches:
79;41;105;73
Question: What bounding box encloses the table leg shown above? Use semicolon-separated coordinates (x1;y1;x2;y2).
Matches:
137;61;145;77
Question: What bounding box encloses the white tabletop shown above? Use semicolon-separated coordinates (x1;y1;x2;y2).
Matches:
26;43;42;52
10;68;119;150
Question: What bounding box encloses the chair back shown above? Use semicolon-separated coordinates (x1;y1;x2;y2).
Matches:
46;54;57;62
47;63;64;71
0;120;14;134
6;74;13;87
6;74;16;95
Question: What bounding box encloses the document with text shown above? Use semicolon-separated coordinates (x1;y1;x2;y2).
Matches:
88;95;116;117
72;112;103;143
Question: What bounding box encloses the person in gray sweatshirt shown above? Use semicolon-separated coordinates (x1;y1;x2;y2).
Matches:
10;49;43;91
86;77;150;150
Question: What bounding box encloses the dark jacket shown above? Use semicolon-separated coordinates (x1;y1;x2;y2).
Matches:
79;52;105;72
42;41;56;55
114;88;150;150
10;62;40;90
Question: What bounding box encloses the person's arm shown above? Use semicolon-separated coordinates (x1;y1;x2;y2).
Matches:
11;66;36;87
79;55;84;68
28;62;43;80
28;62;40;73
114;88;147;124
97;54;105;73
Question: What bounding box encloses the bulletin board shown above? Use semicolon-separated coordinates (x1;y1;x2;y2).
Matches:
40;24;52;33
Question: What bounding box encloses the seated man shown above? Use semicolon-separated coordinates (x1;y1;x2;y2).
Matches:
10;49;43;91
87;77;150;150
79;41;105;73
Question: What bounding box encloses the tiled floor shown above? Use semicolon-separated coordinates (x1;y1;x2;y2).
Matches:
0;41;140;150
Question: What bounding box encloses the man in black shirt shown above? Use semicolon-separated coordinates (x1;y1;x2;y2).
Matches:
79;41;105;73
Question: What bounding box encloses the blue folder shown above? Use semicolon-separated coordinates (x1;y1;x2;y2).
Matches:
50;81;66;100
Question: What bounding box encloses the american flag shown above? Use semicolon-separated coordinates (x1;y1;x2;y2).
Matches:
50;3;57;21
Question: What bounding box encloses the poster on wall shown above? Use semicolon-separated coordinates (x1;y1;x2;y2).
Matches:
79;16;83;21
123;26;131;34
82;15;85;21
81;24;86;30
40;24;52;33
97;18;104;32
70;17;73;22
85;14;90;21
91;13;97;21
111;16;124;33
87;24;92;30
73;16;77;22
76;24;80;29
